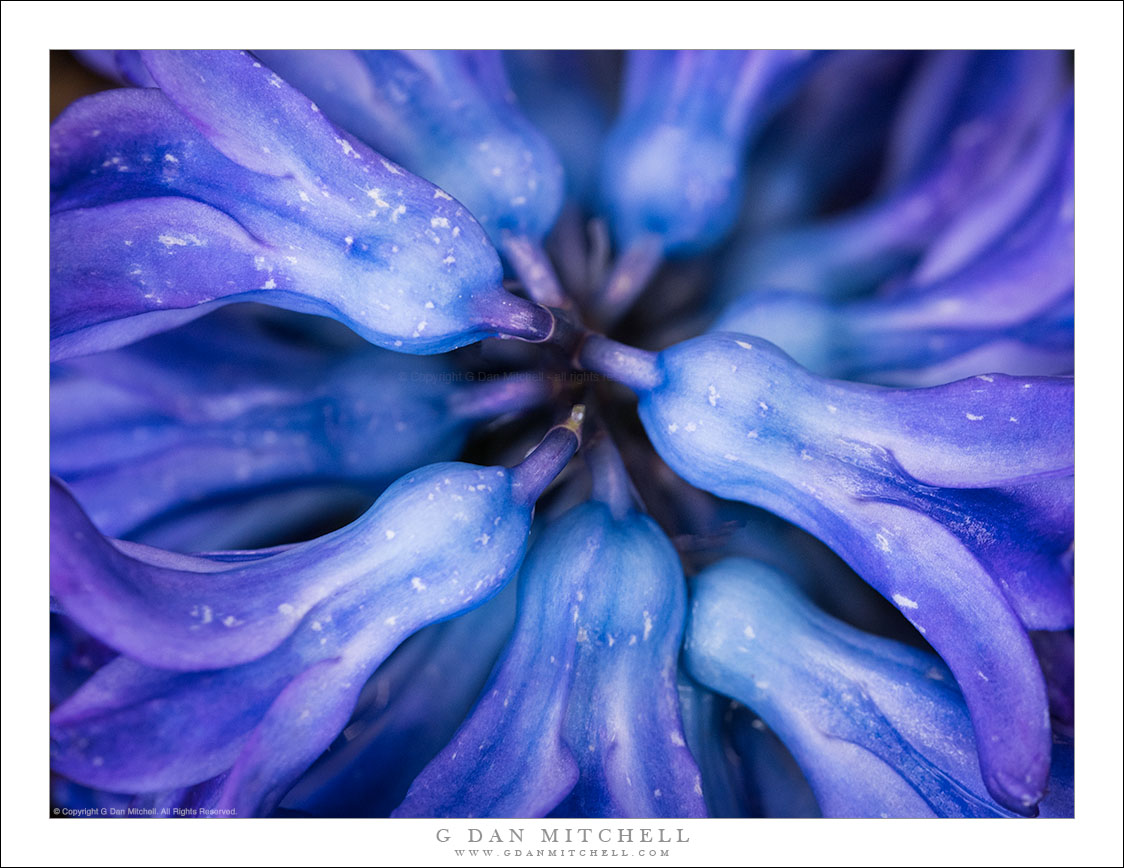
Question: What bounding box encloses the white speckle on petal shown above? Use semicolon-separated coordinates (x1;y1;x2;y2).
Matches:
966;412;984;421
158;234;202;247
892;593;919;609
384;529;396;540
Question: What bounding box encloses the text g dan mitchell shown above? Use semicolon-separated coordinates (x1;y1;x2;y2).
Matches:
436;828;690;844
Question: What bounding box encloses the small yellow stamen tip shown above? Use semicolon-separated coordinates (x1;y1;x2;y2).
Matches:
563;404;586;434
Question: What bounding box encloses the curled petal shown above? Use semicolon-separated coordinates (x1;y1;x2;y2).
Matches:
714;97;1074;386
506;50;614;208
282;580;517;817
52;311;549;538
685;559;1021;817
726;708;821;819
600;50;818;256
51;411;580;671
719;51;1068;299
397;494;704;818
740;50;915;231
126;486;375;554
51;51;553;360
254;50;566;304
51;416;580;813
676;676;752;818
581;331;1070;813
593;50;819;324
1031;630;1075;741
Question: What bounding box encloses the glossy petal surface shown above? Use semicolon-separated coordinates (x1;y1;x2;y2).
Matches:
51;51;551;360
396;500;705;818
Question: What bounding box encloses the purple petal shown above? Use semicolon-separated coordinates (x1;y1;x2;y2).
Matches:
685;559;1018;817
282;580;517;817
613;332;1071;813
718;51;1068;300
51;53;554;359
73;50;157;87
53;312;549;538
51;418;580;812
51;196;287;361
254;50;565;250
51;411;579;672
396;497;704;818
599;50;818;255
1031;630;1074;741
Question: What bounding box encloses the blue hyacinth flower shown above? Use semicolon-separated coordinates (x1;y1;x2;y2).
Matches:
47;47;1077;825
